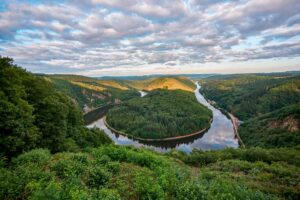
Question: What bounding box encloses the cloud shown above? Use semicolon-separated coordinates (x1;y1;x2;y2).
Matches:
0;0;299;75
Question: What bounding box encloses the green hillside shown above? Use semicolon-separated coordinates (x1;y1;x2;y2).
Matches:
200;74;300;148
0;57;111;158
200;74;300;120
239;104;300;148
46;75;140;112
46;75;195;113
125;76;196;92
106;89;212;139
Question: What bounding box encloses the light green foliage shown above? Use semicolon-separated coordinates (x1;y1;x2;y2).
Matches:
1;146;287;200
107;89;212;139
171;147;300;199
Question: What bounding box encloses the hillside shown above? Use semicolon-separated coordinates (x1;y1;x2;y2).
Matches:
126;77;196;92
239;104;300;148
0;57;111;158
47;75;196;113
200;74;300;148
106;89;212;139
46;75;140;112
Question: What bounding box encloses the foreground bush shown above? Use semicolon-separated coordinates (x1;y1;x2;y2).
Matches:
1;146;290;200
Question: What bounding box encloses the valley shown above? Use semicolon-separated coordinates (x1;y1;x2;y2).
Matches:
87;82;238;152
1;57;299;199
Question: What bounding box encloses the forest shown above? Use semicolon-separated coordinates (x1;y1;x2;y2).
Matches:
200;74;300;148
46;75;140;112
0;57;111;159
106;89;212;139
1;57;300;199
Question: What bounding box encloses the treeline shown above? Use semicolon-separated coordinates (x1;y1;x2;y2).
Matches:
200;74;300;120
200;74;300;148
0;57;111;158
106;89;212;139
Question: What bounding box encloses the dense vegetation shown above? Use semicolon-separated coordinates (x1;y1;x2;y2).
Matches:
239;104;300;148
1;57;299;199
106;89;212;139
200;74;300;120
47;75;140;112
200;74;300;148
47;75;196;112
125;76;196;92
2;145;299;200
0;57;111;158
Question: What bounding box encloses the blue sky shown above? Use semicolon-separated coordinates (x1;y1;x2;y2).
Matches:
0;0;299;76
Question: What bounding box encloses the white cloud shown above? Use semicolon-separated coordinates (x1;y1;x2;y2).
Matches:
0;0;299;75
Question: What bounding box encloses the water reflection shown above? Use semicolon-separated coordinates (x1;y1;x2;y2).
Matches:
139;90;148;97
87;82;238;153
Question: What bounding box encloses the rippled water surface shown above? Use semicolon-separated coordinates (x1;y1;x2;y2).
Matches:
87;83;238;153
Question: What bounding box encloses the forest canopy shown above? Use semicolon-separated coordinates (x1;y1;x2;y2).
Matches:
200;74;300;148
0;57;111;158
106;89;212;139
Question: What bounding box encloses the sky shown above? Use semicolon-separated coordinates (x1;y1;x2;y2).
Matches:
0;0;300;76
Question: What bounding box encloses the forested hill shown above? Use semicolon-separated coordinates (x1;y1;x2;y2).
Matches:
106;89;212;139
45;75;195;113
0;57;111;158
125;77;196;92
200;74;300;148
45;75;140;113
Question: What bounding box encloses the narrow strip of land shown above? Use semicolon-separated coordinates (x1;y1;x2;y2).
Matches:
228;113;245;148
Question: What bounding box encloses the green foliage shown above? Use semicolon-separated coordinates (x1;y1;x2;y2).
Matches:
1;146;289;200
239;104;300;148
171;147;300;167
0;57;39;158
175;175;277;200
1;57;299;199
171;147;300;199
200;74;300;148
107;89;212;139
0;57;112;158
49;75;140;110
201;74;300;120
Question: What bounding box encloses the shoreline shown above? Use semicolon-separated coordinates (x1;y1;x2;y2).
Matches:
103;116;212;142
228;113;245;148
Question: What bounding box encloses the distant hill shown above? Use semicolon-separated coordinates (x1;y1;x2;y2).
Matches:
126;77;196;92
45;75;196;112
45;74;139;112
96;74;217;80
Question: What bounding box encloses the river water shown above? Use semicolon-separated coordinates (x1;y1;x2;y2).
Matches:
87;82;238;153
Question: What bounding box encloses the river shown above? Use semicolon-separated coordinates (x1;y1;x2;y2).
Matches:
87;82;238;153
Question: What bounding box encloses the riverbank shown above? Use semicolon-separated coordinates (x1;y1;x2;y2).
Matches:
104;116;212;142
228;113;245;148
